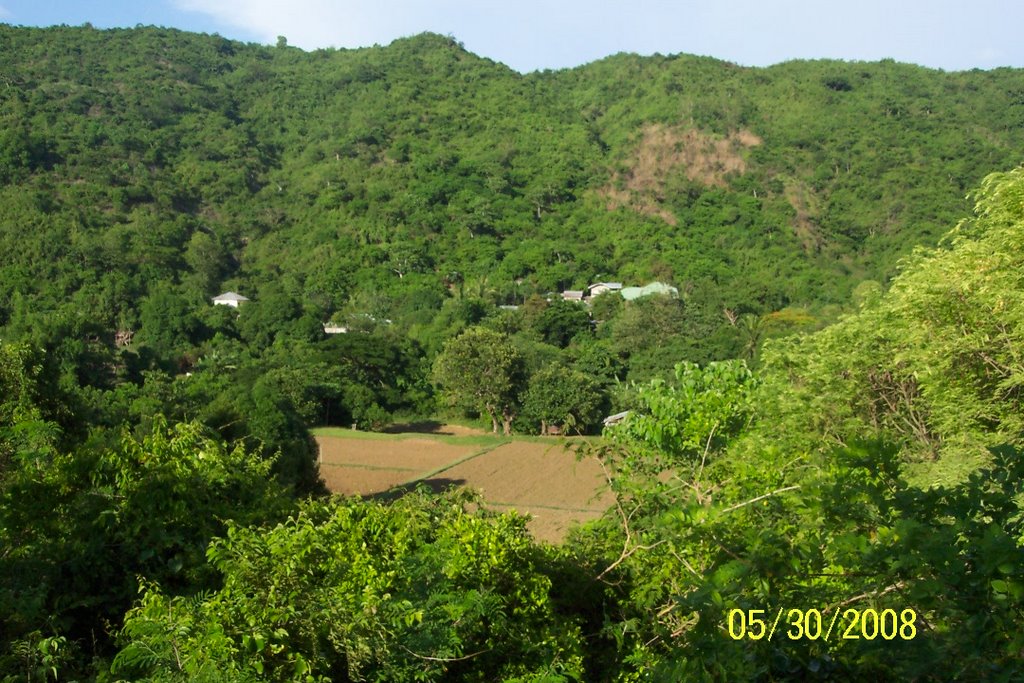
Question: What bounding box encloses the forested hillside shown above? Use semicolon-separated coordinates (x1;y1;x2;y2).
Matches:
2;23;1024;681
3;24;1024;435
2;24;1024;333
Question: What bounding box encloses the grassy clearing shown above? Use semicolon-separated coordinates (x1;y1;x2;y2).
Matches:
312;426;507;447
319;462;419;473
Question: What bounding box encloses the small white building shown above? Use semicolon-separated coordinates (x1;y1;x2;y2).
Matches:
588;282;623;298
212;291;250;308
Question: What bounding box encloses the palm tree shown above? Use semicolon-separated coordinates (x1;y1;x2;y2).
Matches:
738;313;765;362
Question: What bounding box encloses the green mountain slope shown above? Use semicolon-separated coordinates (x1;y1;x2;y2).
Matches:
1;24;1022;346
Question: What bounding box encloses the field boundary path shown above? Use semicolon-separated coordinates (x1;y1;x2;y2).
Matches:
401;441;506;485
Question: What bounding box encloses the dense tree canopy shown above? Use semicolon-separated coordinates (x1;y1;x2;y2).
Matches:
3;24;1024;383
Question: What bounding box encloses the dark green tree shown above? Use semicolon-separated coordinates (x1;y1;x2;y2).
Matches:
432;327;525;434
521;364;603;434
534;298;591;348
136;285;200;366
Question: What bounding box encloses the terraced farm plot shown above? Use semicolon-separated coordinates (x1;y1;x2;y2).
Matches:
316;435;476;495
440;442;613;540
314;430;611;542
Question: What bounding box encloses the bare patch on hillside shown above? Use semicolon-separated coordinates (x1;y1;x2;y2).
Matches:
784;179;825;254
600;124;762;225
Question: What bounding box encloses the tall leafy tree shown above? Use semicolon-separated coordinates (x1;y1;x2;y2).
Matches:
432;327;525;434
521;364;604;434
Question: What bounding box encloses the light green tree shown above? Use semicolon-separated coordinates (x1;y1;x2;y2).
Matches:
609;359;757;468
761;166;1024;480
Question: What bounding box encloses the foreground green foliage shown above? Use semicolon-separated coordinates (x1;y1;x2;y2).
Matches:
574;435;1024;680
0;418;290;680
763;167;1024;484
608;359;757;466
114;492;584;682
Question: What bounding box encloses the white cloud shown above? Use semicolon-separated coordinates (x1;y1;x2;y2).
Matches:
0;4;12;20
170;0;460;50
170;0;1024;72
167;1;708;71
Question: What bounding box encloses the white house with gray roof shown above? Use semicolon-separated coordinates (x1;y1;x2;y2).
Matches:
587;282;623;298
212;291;250;307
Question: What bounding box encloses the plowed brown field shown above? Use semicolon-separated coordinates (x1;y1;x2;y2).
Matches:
317;436;475;495
319;466;418;496
441;441;612;509
318;436;474;471
315;433;611;542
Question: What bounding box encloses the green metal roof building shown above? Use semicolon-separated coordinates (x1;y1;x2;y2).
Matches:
619;281;679;301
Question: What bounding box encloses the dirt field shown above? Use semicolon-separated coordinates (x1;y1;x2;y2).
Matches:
315;431;611;543
440;442;612;510
317;435;477;496
439;442;612;541
317;436;475;471
319;466;418;496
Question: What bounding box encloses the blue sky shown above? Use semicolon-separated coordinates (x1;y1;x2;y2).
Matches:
1;0;1021;73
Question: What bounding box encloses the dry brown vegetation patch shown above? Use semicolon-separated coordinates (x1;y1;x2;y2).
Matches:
600;123;762;225
783;179;825;253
